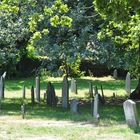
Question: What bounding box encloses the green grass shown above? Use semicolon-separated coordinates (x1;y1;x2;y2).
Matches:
0;76;139;140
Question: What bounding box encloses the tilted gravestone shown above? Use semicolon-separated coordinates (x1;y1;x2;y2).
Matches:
125;72;131;95
46;82;57;106
123;100;139;127
31;86;35;105
62;76;69;108
36;76;40;102
70;99;79;113
22;85;26;99
113;69;117;79
89;81;93;98
70;78;77;94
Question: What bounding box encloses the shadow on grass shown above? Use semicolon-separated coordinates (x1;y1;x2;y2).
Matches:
0;98;128;126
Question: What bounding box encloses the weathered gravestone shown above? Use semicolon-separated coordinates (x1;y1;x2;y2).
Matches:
46;82;57;106
89;81;93;98
62;76;69;108
0;77;3;99
113;69;118;79
21;104;25;119
31;86;35;105
93;94;99;118
70;78;77;94
70;99;79;113
123;100;139;127
22;85;26;99
36;76;40;102
125;72;131;95
0;72;6;99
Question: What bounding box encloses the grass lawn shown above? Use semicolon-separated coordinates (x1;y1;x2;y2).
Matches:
0;76;140;140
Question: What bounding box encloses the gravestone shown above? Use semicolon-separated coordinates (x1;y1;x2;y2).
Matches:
123;100;139;127
22;85;26;99
70;78;77;94
93;94;99;118
62;76;69;108
46;82;57;106
0;77;3;99
21;104;25;119
36;76;40;102
31;86;35;105
113;69;117;79
70;99;79;113
1;72;6;99
89;81;93;98
125;72;131;95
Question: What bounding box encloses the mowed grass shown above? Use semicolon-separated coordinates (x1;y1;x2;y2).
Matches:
0;76;140;140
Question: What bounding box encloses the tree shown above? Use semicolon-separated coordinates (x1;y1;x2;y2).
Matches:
0;0;72;77
32;0;104;77
94;0;140;99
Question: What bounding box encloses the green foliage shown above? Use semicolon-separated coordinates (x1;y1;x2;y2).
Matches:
94;0;140;78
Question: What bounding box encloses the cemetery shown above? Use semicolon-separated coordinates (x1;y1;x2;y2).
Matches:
0;0;140;140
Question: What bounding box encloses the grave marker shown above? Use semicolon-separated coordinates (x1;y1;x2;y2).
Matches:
93;94;99;118
123;100;139;127
125;72;131;95
113;69;117;79
70;99;79;113
62;76;69;108
21;104;25;119
36;76;40;102
31;86;35;105
22;85;26;99
71;78;77;94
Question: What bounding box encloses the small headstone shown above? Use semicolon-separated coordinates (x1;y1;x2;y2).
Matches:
62;76;69;108
21;104;25;119
70;99;79;113
36;76;40;102
113;69;117;79
89;81;93;98
123;100;139;127
31;86;35;105
93;94;99;118
22;85;26;99
125;72;131;95
70;78;77;94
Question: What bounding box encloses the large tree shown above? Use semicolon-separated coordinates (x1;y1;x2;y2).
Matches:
0;0;72;76
94;0;140;99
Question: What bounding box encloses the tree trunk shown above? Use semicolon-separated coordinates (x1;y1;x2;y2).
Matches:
129;38;140;99
129;79;140;99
